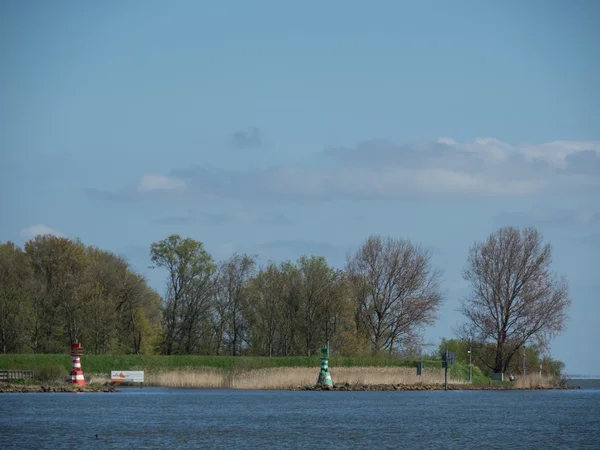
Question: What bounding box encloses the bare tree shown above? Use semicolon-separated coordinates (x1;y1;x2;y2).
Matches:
346;235;443;355
459;226;571;374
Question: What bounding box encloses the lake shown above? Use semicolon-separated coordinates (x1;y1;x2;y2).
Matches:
1;381;599;449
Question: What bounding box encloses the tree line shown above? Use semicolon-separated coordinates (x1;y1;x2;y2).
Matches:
435;338;566;379
0;226;571;375
0;236;161;355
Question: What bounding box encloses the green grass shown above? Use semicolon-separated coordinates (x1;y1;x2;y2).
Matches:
1;354;421;377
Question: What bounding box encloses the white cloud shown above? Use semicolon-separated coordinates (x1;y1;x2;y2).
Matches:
519;141;600;169
137;174;186;193
442;138;600;170
20;224;63;239
90;137;600;203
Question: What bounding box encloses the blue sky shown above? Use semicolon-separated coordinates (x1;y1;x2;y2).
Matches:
1;1;598;375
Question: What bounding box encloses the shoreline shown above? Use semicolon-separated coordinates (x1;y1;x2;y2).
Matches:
299;383;581;391
0;383;119;393
0;382;579;393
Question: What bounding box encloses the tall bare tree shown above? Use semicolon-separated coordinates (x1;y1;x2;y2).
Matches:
459;226;571;374
346;235;443;355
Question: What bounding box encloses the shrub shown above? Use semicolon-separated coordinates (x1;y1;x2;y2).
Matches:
35;365;68;382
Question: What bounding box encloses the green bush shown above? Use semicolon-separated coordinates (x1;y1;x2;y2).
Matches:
35;365;69;382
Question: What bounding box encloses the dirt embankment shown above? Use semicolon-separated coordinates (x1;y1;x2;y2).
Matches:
0;383;119;393
301;383;581;391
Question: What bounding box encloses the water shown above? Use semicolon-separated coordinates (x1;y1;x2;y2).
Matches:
1;382;599;449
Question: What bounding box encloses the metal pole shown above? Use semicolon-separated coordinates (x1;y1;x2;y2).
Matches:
444;349;448;391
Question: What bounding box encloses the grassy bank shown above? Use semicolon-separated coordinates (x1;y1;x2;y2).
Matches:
1;354;544;390
0;354;426;379
0;353;478;389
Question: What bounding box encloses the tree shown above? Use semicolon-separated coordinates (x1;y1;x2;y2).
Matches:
277;261;303;356
296;256;347;356
0;242;32;353
150;234;216;354
346;234;443;355
214;253;256;356
437;338;470;365
79;248;120;354
24;235;88;352
319;268;349;354
0;236;162;355
458;226;571;374
246;262;279;356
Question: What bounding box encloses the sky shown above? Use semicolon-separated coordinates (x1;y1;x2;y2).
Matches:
1;0;598;375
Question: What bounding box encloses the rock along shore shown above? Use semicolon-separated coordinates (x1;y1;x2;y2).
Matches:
300;383;580;391
0;383;120;393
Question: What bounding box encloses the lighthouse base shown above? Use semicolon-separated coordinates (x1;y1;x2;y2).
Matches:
317;369;333;387
70;371;86;386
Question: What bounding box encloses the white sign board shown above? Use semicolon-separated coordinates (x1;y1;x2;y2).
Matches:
111;370;144;383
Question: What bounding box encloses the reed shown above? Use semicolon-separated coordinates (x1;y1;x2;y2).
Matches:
141;366;463;389
332;366;461;386
85;374;111;385
514;374;559;389
146;368;226;388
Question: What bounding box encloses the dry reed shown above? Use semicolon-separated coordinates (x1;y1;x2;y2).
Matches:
138;366;462;390
514;374;559;389
146;368;226;388
332;366;463;386
86;374;111;385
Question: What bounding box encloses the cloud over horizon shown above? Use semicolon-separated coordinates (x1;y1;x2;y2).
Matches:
85;137;600;203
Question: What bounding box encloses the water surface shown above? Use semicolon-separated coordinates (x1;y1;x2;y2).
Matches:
1;382;599;449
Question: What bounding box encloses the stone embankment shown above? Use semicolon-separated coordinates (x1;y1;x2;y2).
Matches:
301;383;580;391
0;383;119;393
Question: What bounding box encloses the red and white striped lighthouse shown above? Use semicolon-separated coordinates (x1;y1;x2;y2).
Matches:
70;340;86;386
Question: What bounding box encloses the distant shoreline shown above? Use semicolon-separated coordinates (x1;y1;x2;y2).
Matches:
300;383;581;391
1;382;582;393
0;383;119;393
